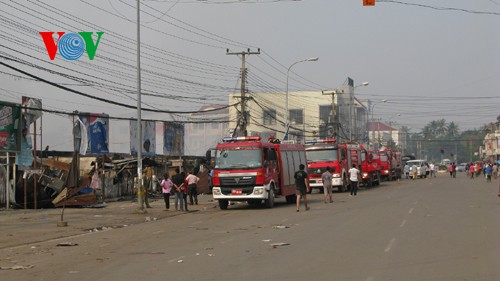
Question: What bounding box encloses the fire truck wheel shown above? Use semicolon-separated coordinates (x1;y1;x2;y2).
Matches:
218;200;229;210
265;187;275;208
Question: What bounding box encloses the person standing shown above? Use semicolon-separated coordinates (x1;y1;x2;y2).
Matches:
186;170;200;205
172;168;186;211
321;166;333;203
160;173;173;210
349;164;360;196
294;164;310;212
404;163;410;179
395;164;402;183
411;164;418;180
429;162;435;178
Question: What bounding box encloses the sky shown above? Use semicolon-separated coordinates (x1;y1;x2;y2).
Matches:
0;0;499;152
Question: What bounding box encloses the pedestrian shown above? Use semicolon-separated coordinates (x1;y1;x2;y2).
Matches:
448;163;454;178
411;164;418;180
425;163;430;178
404;163;410;179
321;166;333;203
349;164;360;196
185;170;200;205
395;164;402;183
429;162;435;178
181;172;189;211
469;163;475;179
172;168;186;211
294;164;310;212
160;173;173;210
452;162;457;178
485;164;493;183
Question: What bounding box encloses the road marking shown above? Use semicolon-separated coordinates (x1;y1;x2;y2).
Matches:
400;219;407;227
409;208;414;214
168;256;186;263
384;238;396;252
219;238;234;244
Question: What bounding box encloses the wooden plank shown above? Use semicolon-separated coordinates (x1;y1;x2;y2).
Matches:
39;158;71;171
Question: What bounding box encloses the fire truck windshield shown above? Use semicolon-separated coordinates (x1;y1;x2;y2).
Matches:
306;149;338;162
215;148;262;169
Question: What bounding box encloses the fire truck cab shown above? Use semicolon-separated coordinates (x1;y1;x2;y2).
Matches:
304;139;356;193
360;145;381;187
211;136;306;210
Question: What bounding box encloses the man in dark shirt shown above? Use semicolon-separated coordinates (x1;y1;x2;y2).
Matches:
171;168;187;211
294;164;310;212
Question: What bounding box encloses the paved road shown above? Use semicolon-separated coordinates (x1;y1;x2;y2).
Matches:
1;174;499;281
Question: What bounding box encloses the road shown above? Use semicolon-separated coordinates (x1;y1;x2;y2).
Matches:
1;173;499;281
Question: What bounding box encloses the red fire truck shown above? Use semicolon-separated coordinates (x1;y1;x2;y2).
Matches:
210;136;306;210
360;145;381;187
378;148;400;181
304;139;361;192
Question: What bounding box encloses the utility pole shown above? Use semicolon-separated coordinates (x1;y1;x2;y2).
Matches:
322;89;343;139
227;48;260;137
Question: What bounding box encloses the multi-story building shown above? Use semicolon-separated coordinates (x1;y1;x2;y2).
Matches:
184;105;229;156
228;87;368;144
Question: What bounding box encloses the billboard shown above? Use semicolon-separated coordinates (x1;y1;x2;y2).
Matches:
77;113;109;154
0;101;22;152
130;120;156;156
163;122;184;156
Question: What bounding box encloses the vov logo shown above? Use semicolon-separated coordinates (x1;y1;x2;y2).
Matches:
39;32;104;60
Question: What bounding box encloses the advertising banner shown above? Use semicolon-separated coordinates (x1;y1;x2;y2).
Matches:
130;120;156;156
0;101;22;152
163;122;184;156
78;113;109;154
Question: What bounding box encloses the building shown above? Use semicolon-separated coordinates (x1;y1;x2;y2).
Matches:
368;121;401;150
228;83;369;144
184;105;229;156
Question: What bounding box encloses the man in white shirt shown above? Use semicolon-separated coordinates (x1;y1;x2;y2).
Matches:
429;162;435;178
348;164;360;196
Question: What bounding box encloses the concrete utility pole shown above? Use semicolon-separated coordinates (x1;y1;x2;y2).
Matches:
227;48;260;137
136;0;144;211
322;89;343;138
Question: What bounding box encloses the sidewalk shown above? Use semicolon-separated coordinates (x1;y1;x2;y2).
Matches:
0;194;218;249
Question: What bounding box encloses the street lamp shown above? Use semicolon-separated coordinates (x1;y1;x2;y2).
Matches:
369;99;387;150
285;57;318;140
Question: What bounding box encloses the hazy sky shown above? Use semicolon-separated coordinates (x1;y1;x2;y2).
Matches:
0;0;499;151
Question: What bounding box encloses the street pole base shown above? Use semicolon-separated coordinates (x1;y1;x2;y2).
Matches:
57;221;68;227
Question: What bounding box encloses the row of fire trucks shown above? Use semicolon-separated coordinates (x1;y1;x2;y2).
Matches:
209;136;401;210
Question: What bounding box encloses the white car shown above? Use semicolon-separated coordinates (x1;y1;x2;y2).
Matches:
406;160;427;179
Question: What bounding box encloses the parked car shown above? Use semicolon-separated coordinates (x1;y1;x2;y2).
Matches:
456;163;468;172
406;160;427;179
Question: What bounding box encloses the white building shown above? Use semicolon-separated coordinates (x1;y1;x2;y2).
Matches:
184;105;229;156
367;121;401;150
228;87;368;144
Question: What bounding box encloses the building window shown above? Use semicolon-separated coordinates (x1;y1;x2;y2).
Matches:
263;109;277;125
289;109;303;125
